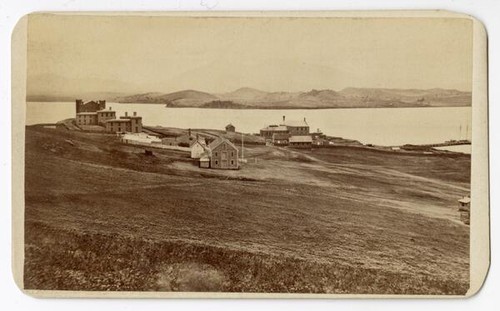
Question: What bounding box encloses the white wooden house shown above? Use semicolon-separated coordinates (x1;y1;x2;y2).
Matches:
190;139;209;159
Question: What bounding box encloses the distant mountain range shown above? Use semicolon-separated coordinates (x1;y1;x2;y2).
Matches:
28;87;471;109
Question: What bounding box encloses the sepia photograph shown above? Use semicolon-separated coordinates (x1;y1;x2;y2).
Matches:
11;11;489;297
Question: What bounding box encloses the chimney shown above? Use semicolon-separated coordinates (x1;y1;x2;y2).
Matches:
133;112;137;116
109;107;112;110
75;99;83;113
125;112;128;117
188;128;191;137
304;117;306;122
283;115;285;123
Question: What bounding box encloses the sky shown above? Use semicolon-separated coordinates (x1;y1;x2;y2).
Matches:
27;14;473;95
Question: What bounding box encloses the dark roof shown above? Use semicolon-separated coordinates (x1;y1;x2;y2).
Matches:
226;123;235;128
272;133;289;140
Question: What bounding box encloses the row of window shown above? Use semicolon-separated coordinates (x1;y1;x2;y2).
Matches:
214;160;235;165
98;112;115;117
213;151;235;157
290;127;309;132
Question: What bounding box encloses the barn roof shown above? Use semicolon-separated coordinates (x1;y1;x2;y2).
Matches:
208;137;237;150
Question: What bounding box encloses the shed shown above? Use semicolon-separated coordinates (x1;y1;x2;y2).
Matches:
272;132;290;146
458;196;471;211
199;153;211;168
225;123;236;132
289;135;313;148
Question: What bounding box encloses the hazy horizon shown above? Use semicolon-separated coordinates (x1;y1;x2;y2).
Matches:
27;15;473;96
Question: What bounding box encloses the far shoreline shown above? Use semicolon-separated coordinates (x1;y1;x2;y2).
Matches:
28;100;472;110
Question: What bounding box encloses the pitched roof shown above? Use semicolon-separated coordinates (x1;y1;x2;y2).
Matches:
458;197;471;204
208;137;238;150
191;139;209;151
226;123;235;128
282;119;309;127
199;151;211;161
260;125;288;132
289;135;313;143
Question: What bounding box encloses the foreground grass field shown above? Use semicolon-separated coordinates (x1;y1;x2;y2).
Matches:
24;126;470;294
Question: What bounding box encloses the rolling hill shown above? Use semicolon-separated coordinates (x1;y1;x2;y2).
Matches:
30;87;471;109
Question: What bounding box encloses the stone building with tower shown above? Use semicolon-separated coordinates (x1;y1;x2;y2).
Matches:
75;99;106;113
74;99;142;133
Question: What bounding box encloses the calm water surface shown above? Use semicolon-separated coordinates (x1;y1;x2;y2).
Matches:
27;102;472;153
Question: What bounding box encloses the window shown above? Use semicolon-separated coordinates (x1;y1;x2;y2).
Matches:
215;152;218;157
215;160;218;165
231;160;234;165
231;151;234;157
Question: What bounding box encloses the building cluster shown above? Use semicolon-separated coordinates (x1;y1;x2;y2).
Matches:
73;101;330;170
75;99;142;133
260;116;325;148
191;136;239;170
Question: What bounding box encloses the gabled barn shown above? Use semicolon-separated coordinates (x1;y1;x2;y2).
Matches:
208;138;239;169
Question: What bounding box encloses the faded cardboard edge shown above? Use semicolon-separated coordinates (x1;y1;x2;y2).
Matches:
11;10;490;299
11;14;27;295
13;9;490;19
465;14;490;298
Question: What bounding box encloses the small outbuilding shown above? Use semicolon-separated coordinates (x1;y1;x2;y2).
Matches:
289;135;313;148
225;123;236;132
199;153;211;168
458;195;470;225
272;133;289;146
458;196;471;211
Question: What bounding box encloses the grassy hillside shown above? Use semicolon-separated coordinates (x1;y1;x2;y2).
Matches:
24;127;470;294
110;87;471;109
